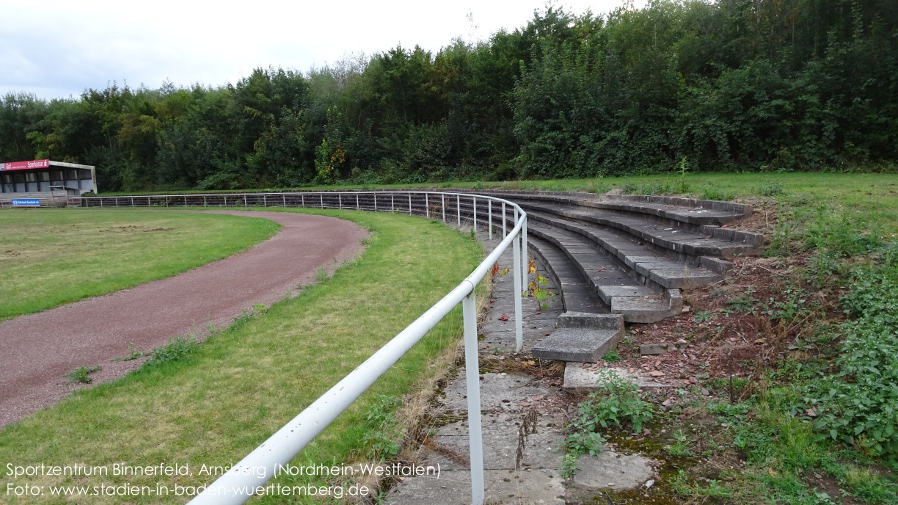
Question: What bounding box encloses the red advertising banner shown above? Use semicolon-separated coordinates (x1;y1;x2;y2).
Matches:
1;159;50;171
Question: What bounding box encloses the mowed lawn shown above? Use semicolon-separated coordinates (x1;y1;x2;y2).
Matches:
0;208;483;504
0;209;280;320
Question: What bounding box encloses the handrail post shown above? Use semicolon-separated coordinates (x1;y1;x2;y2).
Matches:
488;200;493;240
522;219;529;298
463;292;485;505
502;202;506;237
512;230;524;352
473;197;478;233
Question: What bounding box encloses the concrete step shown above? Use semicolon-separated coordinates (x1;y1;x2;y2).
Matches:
528;224;683;323
528;211;724;289
528;236;607;315
608;288;682;324
532;313;623;362
562;363;685;392
473;190;755;226
519;201;758;259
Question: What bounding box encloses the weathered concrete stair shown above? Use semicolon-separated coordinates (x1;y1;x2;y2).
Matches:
470;190;764;363
527;223;682;323
532;312;624;362
527;210;724;289
527;235;607;314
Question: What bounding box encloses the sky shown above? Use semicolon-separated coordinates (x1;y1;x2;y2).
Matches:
2;0;646;101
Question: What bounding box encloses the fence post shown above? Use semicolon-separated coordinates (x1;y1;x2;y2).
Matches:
425;194;429;219
512;229;524;352
441;194;446;223
463;293;485;505
522;219;529;299
488;200;493;240
457;194;461;228
473;197;477;232
502;202;506;237
408;193;412;215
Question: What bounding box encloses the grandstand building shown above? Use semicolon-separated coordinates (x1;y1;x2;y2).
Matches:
0;159;97;207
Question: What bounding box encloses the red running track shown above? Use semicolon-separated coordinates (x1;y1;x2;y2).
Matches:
0;210;368;428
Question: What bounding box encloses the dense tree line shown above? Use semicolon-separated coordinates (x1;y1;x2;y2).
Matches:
2;0;896;191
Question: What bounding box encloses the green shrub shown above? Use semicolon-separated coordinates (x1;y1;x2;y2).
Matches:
144;336;200;368
804;250;898;458
67;366;102;384
360;394;401;461
559;369;654;477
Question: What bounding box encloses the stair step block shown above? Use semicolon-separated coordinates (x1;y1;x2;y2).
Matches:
532;327;623;363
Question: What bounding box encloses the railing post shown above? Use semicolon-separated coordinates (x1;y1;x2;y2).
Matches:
502;202;506;237
473;197;477;232
320;193;324;208
391;194;394;212
463;293;485;505
374;193;378;212
425;194;429;219
457;194;461;228
408;193;412;215
522;219;529;299
356;193;360;210
512;229;524;353
488;200;493;240
339;194;342;209
441;194;446;223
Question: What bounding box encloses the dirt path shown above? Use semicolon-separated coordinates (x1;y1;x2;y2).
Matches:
0;210;368;428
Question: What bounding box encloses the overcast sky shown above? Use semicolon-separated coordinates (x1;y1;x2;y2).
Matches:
2;0;645;101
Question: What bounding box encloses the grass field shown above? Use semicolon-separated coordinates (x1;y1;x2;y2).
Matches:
3;172;898;503
0;210;280;320
0;209;483;504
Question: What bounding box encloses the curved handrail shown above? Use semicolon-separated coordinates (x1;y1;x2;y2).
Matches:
84;191;526;505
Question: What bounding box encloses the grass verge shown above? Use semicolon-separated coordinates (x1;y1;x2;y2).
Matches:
0;209;483;504
0;209;279;319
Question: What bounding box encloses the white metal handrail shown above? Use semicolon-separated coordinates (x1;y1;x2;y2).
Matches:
84;191;527;505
